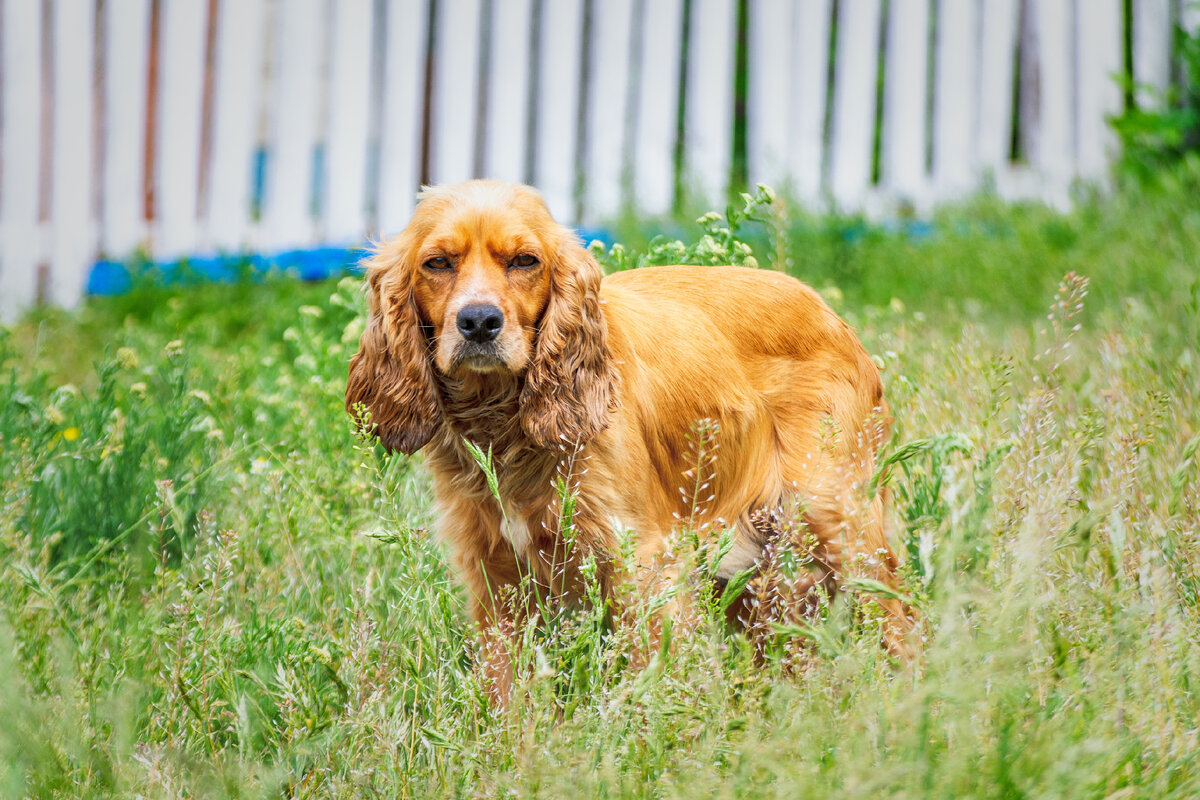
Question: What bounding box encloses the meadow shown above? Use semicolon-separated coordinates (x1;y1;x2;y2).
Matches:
2;162;1199;798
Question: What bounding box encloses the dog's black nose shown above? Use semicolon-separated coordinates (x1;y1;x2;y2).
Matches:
456;304;504;343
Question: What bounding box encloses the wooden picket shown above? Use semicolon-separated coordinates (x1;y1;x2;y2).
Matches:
323;0;375;244
829;0;882;209
531;0;585;222
0;0;43;318
1;0;1196;318
881;0;930;205
789;0;834;205
481;0;535;185
976;0;1020;184
932;0;977;199
583;0;636;220
633;0;684;216
101;0;152;261
261;0;323;251
684;0;738;207
48;0;97;307
1076;0;1124;183
153;0;208;260
375;0;427;234
203;0;267;251
747;0;794;191
430;0;483;187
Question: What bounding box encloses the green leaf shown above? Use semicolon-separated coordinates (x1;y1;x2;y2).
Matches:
719;567;757;613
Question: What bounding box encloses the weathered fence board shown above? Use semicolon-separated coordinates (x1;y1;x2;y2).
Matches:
429;0;482;186
932;0;978;198
634;0;685;215
101;0;152;260
1134;0;1173;103
482;0;535;185
376;0;428;234
685;0;738;206
49;0;97;306
790;0;834;204
0;0;44;317
153;0;208;260
204;0;267;252
532;0;585;222
261;0;323;251
584;0;636;220
1032;0;1075;207
324;0;375;244
748;0;793;189
882;0;930;204
976;0;1019;182
1077;0;1124;182
829;0;883;209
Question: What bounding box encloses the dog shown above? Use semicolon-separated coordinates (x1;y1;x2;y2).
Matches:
346;180;912;698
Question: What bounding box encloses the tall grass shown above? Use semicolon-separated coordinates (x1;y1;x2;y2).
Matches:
1;163;1199;797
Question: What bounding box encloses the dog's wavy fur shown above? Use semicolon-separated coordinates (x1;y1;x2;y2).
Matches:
347;181;913;697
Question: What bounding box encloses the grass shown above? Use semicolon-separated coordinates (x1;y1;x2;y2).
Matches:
2;163;1200;798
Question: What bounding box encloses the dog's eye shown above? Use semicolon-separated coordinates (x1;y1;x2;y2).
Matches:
510;253;539;269
423;256;451;271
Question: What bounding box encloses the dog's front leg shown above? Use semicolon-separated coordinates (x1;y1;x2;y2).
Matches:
610;536;703;671
437;492;530;707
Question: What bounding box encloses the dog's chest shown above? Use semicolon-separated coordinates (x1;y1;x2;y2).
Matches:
499;502;533;553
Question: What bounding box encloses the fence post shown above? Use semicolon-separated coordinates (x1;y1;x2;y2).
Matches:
377;0;429;234
101;0;153;263
261;0;323;252
881;0;931;207
633;0;684;216
684;0;738;208
583;0;636;220
0;0;45;319
153;0;208;260
48;0;98;306
204;0;267;253
932;0;979;198
532;0;586;222
829;0;883;210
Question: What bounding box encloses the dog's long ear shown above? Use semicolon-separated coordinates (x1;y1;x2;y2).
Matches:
346;239;440;454
520;230;617;447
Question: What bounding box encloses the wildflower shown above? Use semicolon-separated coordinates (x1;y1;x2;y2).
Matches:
251;457;270;475
298;305;323;318
62;427;80;441
130;382;148;396
115;347;139;369
164;340;184;359
45;406;66;426
188;389;212;406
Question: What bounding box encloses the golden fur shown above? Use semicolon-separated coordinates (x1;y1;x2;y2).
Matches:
347;180;913;697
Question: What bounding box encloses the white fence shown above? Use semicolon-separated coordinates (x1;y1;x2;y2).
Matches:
1;0;1198;319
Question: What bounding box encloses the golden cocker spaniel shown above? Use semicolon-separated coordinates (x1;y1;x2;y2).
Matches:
347;180;912;697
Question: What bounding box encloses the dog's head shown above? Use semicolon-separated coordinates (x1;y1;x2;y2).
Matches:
346;180;616;454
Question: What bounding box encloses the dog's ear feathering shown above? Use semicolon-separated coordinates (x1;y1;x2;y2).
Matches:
345;241;440;454
519;232;618;447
